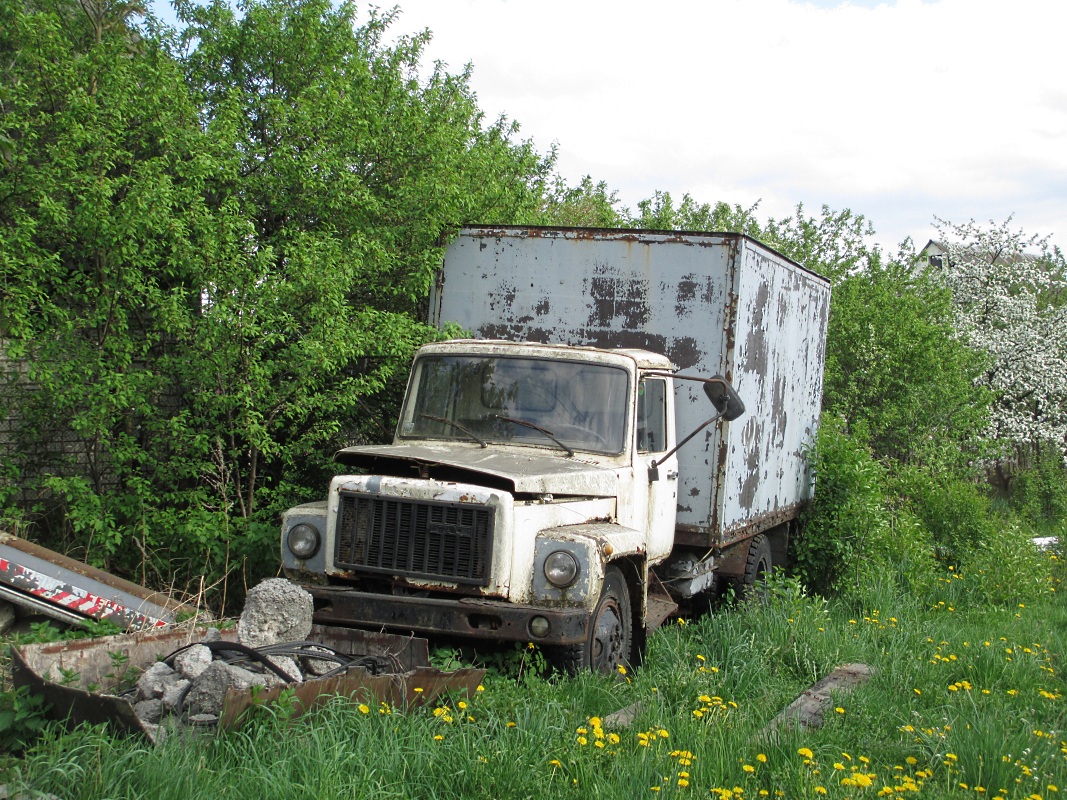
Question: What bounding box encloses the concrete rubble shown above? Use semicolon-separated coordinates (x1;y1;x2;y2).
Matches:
124;579;319;729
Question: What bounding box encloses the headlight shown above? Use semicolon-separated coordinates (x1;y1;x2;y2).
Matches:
287;523;321;559
544;550;579;588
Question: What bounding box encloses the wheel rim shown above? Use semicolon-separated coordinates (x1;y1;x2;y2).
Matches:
590;598;625;672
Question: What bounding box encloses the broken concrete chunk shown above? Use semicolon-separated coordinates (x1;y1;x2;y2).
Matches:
264;656;303;685
301;646;336;677
184;661;267;717
161;678;191;714
136;661;177;700
174;645;213;680
188;713;219;726
134;699;163;725
237;578;313;649
201;627;223;643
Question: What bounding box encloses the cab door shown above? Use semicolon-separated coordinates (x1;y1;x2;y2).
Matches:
635;375;677;562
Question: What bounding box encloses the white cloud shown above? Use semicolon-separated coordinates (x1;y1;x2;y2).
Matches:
378;0;1067;250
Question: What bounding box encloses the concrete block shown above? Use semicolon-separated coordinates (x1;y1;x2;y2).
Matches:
237;578;313;649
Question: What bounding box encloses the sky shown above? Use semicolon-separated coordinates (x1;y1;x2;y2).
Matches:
151;0;1067;252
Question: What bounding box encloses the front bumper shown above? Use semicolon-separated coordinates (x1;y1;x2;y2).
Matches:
308;586;590;645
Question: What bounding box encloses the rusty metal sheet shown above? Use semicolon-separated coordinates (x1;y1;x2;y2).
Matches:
429;227;830;544
218;665;484;729
11;624;482;741
0;532;196;630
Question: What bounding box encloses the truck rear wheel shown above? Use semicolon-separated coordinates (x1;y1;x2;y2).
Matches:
737;533;772;601
548;566;632;675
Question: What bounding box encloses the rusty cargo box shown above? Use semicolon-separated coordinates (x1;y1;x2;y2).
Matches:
428;226;831;548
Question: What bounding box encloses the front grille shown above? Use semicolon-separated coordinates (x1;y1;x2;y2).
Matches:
335;494;494;586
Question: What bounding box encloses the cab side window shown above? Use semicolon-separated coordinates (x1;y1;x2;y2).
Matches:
636;378;667;454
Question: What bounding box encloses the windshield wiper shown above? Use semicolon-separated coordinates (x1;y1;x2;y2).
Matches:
493;415;575;457
419;414;488;448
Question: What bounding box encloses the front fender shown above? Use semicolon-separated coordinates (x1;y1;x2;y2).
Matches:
533;522;645;609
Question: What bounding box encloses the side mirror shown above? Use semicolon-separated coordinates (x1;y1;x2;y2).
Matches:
703;376;745;421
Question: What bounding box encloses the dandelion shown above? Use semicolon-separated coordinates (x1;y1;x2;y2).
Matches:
678;779;690;788
434;735;443;741
906;757;917;766
743;765;755;773
358;704;370;714
757;754;768;763
414;687;424;694
815;787;828;795
549;759;562;768
507;721;516;728
835;707;845;714
458;701;468;710
618;664;628;676
577;736;588;746
798;748;814;759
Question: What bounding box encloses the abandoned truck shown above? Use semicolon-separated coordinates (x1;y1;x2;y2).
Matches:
281;226;831;673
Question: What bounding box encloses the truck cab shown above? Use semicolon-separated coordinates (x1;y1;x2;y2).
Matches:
282;339;712;672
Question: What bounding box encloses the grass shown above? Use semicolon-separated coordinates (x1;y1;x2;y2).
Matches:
1;556;1064;800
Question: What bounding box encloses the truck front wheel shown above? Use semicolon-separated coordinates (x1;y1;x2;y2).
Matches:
547;566;632;675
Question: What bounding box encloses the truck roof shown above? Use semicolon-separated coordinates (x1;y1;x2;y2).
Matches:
417;339;675;371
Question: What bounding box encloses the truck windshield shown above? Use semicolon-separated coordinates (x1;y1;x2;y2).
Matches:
398;355;630;455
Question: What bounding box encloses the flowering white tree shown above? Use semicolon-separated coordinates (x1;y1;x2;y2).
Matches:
929;218;1067;461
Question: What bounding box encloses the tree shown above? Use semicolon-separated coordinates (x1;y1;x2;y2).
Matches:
929;218;1067;462
0;0;552;606
822;251;992;469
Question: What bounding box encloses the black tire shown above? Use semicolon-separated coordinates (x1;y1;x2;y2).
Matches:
737;534;772;602
548;566;632;675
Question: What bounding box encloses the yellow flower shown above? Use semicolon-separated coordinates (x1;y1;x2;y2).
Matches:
757;754;768;763
835;707;845;714
815;787;828;795
905;757;917;765
608;733;620;744
434;734;443;741
358;704;370;714
743;765;755;773
678;779;690;788
414;687;424;694
507;721;516;728
458;701;467;710
798;748;814;759
618;665;628;675
549;759;562;768
577;736;588;746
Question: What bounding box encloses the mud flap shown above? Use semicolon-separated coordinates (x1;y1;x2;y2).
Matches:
644;570;678;632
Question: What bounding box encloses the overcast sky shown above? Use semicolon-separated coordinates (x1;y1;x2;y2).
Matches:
361;0;1066;252
153;0;1067;252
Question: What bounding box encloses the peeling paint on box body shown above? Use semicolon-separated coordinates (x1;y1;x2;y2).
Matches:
430;227;830;548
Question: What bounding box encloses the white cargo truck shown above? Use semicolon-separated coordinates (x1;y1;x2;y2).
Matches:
281;226;830;672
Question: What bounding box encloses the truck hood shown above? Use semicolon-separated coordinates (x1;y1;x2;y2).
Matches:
334;443;620;497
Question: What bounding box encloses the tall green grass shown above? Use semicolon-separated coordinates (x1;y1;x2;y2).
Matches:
3;560;1063;800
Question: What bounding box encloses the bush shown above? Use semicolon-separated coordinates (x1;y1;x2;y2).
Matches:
793;418;890;597
892;465;997;564
1011;446;1067;532
955;524;1058;606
